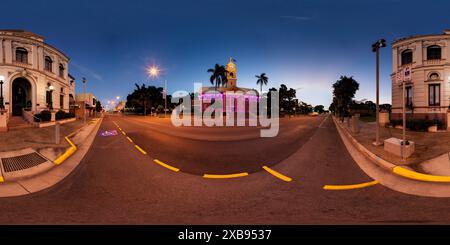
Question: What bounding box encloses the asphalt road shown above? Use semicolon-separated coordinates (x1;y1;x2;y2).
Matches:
2;114;450;224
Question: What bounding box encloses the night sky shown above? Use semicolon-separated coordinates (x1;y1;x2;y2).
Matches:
1;0;449;107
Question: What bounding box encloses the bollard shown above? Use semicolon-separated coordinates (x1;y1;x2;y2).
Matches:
351;115;360;133
55;122;60;145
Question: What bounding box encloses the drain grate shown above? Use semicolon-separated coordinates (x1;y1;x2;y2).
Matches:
1;153;48;173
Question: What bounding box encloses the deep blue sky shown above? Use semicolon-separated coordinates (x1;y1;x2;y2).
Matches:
1;0;449;107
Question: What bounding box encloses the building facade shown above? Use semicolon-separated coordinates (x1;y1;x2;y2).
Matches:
0;30;75;117
200;58;259;114
391;30;450;125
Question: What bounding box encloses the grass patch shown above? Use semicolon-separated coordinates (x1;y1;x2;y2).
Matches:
359;116;376;122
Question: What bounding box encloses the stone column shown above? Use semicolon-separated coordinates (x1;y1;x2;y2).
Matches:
447;110;450;131
0;109;8;132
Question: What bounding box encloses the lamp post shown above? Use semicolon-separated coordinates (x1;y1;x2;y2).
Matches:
372;39;386;146
82;77;87;124
148;65;168;117
0;75;5;110
48;83;54;110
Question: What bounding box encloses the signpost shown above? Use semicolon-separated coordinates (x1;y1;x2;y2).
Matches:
397;66;411;160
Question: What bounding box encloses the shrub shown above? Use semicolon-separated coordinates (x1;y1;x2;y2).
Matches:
390;119;443;131
55;110;75;120
34;110;52;122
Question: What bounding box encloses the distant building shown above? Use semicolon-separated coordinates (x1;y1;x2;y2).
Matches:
0;30;75;116
75;93;97;118
200;58;259;114
391;30;450;125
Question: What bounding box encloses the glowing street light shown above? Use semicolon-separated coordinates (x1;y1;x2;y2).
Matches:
148;65;160;79
116;96;120;100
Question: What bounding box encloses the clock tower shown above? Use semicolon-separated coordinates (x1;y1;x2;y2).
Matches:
226;57;237;90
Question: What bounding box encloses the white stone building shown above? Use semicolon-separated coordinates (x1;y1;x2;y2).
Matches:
391;30;450;126
0;30;75;118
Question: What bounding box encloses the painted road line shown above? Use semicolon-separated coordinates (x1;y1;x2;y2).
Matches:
318;114;329;128
203;172;249;179
121;131;126;136
54;136;77;165
126;136;134;143
262;166;292;182
393;166;450;182
0;176;4;183
323;180;379;190
134;145;147;155
153;159;180;172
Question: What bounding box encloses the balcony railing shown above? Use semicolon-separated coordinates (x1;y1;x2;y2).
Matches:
12;60;32;68
424;59;443;65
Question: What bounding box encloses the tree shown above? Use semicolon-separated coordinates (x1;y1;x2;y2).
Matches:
332;76;359;120
314;105;325;114
126;83;164;115
207;64;228;90
255;73;269;96
95;100;102;112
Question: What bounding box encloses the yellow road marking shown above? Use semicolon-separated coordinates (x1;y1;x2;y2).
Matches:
134;145;147;155
154;159;180;172
323;180;379;190
393;166;450;182
203;172;249;179
121;131;126;135
126;136;133;143
262;166;292;182
0;176;4;182
54;135;78;165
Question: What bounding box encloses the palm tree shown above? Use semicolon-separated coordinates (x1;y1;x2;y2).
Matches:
134;83;152;116
207;64;228;90
256;73;269;96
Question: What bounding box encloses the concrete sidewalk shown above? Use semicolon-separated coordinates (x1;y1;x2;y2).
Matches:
334;116;450;197
340;117;450;176
0;117;103;197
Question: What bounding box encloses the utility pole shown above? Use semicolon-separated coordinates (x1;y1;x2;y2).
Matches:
372;39;386;146
83;77;87;124
164;80;167;118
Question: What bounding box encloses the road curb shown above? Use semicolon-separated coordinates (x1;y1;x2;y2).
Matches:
0;117;103;197
333;116;450;183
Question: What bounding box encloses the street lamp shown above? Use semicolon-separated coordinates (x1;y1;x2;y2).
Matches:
372;39;386;146
0;75;5;110
47;83;54;110
147;65;168;118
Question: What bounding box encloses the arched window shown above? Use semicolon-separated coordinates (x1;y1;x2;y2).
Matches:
15;48;28;63
45;56;53;72
401;49;413;65
59;63;65;78
429;72;440;80
427;45;441;60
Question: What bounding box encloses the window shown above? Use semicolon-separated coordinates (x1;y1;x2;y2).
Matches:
427;45;441;60
45;56;53;72
60;94;64;109
59;64;65;78
429;72;440;80
405;86;413;108
428;84;440;106
15;48;28;63
401;49;413;65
